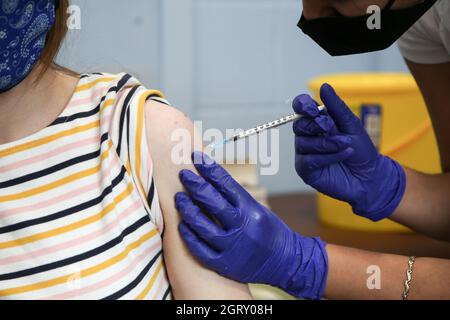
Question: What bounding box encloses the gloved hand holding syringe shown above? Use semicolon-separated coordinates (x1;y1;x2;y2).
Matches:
207;105;326;149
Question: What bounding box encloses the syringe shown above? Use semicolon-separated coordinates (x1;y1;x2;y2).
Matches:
208;105;325;149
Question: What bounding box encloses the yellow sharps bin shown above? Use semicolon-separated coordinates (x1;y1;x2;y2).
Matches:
309;73;441;233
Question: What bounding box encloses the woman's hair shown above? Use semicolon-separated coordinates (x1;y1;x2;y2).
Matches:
38;0;77;78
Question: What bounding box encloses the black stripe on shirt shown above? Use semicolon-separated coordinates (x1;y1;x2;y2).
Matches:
146;95;168;104
101;250;162;300
126;103;132;174
0;165;127;234
116;86;140;157
50;104;101;127
49;74;133;126
147;180;155;209
0;216;151;281
0;133;109;189
162;286;171;300
124;101;152;222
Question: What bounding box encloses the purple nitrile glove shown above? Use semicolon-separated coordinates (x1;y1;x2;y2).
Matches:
293;83;406;221
175;151;328;300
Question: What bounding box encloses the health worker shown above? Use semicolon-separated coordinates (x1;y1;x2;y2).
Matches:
175;0;450;300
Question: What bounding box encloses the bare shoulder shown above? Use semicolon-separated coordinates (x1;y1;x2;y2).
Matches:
143;99;199;187
144;100;194;136
142;99;252;299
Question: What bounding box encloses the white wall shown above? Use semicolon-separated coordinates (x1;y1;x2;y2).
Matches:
58;0;409;194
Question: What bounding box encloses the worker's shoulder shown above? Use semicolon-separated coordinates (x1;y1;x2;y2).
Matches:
398;0;450;64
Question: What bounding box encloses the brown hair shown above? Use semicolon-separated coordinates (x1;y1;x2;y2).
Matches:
38;0;77;78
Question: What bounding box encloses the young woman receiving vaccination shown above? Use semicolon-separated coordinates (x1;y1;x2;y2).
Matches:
0;0;252;299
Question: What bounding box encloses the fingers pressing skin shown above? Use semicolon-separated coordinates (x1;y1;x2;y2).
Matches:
191;151;243;207
178;222;220;267
192;150;216;166
175;192;228;251
179;169;240;229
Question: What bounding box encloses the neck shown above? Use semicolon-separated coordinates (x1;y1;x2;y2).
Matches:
0;65;78;145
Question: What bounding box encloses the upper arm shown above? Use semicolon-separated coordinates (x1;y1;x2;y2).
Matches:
144;100;252;300
405;60;450;172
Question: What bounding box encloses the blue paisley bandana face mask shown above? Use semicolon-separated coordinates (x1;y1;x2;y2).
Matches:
0;0;56;93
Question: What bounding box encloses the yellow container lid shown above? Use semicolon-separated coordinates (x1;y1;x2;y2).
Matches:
309;72;419;95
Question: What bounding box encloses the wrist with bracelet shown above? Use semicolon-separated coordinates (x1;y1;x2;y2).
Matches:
402;256;416;300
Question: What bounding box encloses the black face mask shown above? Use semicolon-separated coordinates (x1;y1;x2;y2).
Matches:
298;0;438;56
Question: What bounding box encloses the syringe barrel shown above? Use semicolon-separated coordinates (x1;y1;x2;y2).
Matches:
230;105;325;142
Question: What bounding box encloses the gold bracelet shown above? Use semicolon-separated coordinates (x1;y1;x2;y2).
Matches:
402;256;416;300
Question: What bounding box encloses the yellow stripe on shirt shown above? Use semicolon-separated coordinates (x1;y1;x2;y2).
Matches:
0;230;157;297
0;73;170;300
0;181;134;250
0;140;112;203
0;120;99;158
135;261;163;300
75;77;118;93
134;90;164;201
101;98;116;112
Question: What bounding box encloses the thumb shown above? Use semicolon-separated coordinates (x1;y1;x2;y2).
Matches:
320;83;362;134
292;94;321;117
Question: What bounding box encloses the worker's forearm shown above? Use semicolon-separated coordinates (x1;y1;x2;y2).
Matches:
324;244;450;300
390;168;450;241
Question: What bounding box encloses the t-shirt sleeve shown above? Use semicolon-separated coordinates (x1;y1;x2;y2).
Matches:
108;78;169;233
397;7;450;64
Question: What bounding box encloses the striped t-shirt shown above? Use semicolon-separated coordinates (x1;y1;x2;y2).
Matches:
0;73;172;300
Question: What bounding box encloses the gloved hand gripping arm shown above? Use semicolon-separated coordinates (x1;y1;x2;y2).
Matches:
175;152;328;299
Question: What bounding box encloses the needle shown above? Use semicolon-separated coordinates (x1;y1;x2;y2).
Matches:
207;105;325;149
